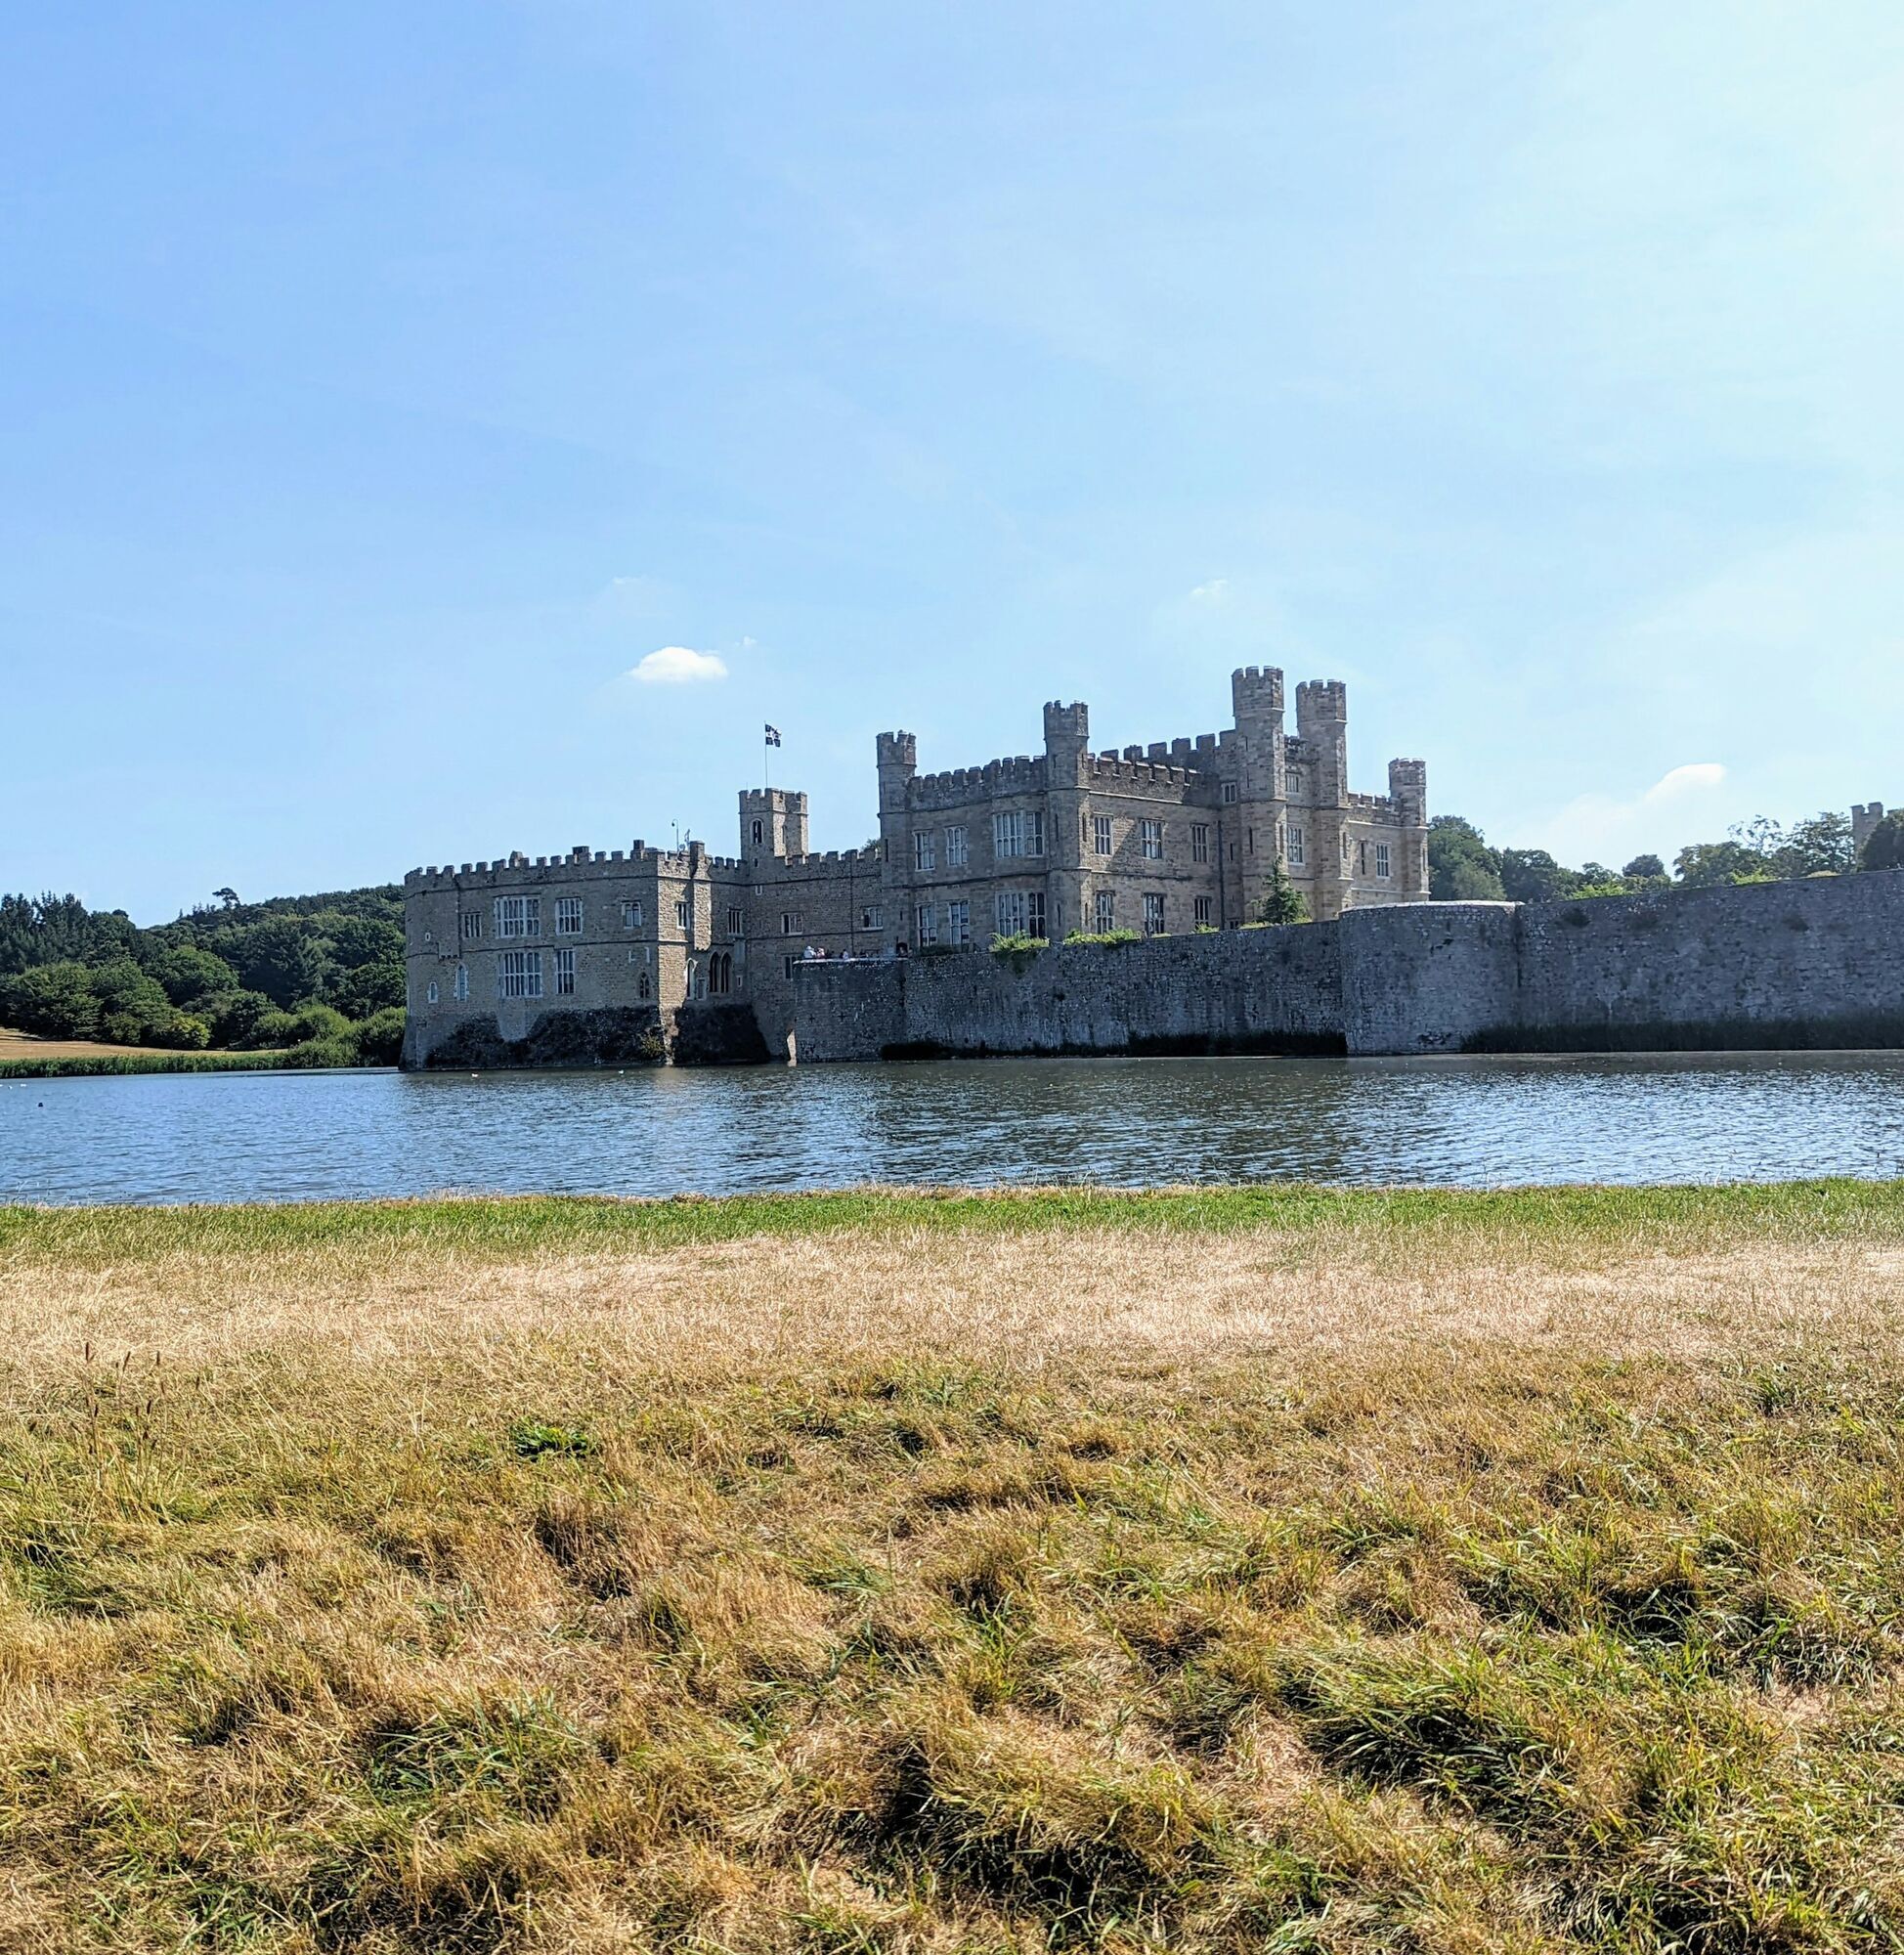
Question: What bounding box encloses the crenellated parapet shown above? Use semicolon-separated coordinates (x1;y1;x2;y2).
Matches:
906;754;1050;809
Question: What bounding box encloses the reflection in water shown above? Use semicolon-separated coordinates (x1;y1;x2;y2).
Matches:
3;1051;1903;1207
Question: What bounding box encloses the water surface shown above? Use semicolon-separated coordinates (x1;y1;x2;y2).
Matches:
4;1052;1902;1206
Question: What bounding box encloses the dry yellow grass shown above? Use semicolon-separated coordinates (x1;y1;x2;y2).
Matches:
0;1024;181;1061
5;1186;1904;1951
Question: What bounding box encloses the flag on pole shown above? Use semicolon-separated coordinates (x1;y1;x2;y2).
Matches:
764;724;782;747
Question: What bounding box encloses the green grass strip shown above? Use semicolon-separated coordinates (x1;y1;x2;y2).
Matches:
4;1177;1902;1266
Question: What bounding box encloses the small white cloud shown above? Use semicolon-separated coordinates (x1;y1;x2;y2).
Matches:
630;646;728;685
1643;761;1726;802
1188;578;1230;606
1538;760;1729;864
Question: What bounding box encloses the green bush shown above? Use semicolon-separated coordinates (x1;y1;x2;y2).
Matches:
281;1036;361;1070
204;989;278;1048
1061;929;1143;948
351;1006;407;1066
988;933;1049;956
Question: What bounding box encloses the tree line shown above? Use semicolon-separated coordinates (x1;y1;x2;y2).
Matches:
0;886;407;1064
1429;806;1904;904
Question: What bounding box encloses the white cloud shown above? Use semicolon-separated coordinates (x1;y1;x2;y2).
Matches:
1644;762;1726;802
1188;578;1230;606
630;646;728;685
1537;761;1728;866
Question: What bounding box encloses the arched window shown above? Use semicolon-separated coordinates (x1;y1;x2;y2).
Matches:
752;818;764;846
636;972;651;1001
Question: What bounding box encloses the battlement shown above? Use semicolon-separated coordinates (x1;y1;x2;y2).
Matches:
1295;678;1348;725
1853;802;1887;852
403;839;754;891
1084;753;1201;792
1232;665;1285;718
877;730;918;772
1043;700;1090;749
907;754;1049;807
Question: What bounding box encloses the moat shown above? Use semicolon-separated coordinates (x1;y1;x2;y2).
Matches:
5;1052;1903;1205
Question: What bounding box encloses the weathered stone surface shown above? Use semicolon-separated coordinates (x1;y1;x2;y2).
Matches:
792;873;1904;1062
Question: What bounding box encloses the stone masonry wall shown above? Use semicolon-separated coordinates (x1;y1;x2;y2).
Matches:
791;871;1904;1063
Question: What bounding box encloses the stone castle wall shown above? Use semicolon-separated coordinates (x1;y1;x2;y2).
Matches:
793;871;1904;1062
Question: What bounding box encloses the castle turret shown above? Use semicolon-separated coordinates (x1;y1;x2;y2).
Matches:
740;787;808;862
1293;680;1351;920
1045;702;1090;940
1224;667;1288;925
875;731;919;948
1388;758;1429;899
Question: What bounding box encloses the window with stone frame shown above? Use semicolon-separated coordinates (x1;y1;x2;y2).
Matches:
1190;823;1210;863
1141;818;1163;861
1142;892;1165;935
459;909;483;940
1288;827;1306;868
914;831;936;873
675;898;692;931
495;895;540;938
1093;814;1113;855
1194;895;1213;927
454;964;468;1001
915;902;939;945
553;947;576;995
1374;842;1392;879
621;899;644;929
1094;890;1115;933
555;896;584;935
498;949;542;998
946;900;971;946
946;825;969;868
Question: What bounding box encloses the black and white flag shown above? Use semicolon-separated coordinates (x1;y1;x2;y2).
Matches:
764;724;782;747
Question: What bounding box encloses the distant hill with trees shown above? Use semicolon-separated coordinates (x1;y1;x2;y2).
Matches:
0;884;406;1064
1428;808;1893;905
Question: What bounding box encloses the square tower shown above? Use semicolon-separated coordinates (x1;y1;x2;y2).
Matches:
740;788;809;863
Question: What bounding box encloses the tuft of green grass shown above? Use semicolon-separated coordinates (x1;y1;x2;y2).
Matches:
7;1175;1904;1270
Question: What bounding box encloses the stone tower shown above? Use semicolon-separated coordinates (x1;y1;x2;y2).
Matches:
1228;666;1287;925
1043;701;1091;942
875;730;919;946
740;788;808;862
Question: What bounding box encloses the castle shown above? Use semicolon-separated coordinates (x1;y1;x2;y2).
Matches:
1854;803;1889;858
402;667;1430;1066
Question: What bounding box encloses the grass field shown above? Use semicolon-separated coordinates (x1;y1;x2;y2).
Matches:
0;1025;299;1078
5;1183;1904;1951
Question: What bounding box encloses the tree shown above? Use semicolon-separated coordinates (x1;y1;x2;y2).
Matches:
144;943;239;1008
329;959;406;1019
0;962;102;1039
1497;847;1575;903
1622;854;1665;880
214;888;239;908
222;917;328;1007
1427;817;1505;901
1674;840;1769;889
1773;811;1855;878
320;914;405;971
1861;809;1904;873
1256;863;1310;925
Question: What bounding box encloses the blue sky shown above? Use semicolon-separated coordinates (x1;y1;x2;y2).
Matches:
4;1;1901;921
